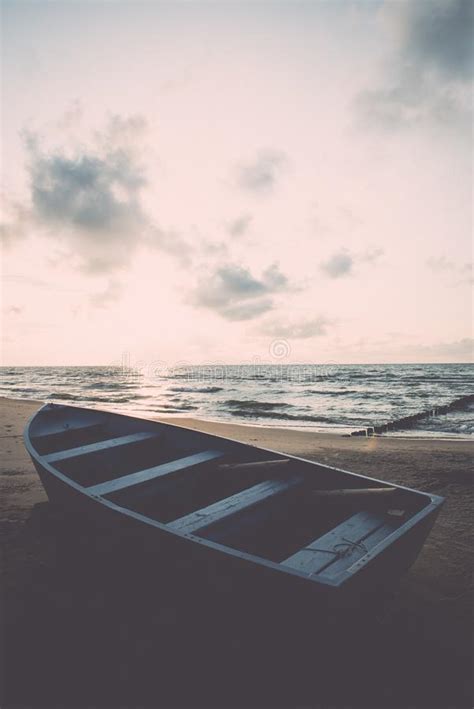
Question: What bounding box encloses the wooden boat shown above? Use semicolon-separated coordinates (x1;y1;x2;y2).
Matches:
24;403;443;605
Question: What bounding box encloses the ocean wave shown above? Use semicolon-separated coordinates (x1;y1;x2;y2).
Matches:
83;381;136;390
46;392;81;400
169;386;224;394
46;392;133;404
224;399;294;410
227;409;339;424
156;403;198;411
2;364;472;436
307;389;360;396
7;386;41;394
154;404;198;413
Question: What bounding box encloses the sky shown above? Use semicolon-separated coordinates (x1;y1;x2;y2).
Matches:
1;0;472;366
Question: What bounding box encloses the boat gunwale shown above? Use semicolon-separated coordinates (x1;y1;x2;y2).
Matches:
24;402;445;589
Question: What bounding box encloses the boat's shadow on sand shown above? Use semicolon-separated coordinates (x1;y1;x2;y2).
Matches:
3;501;471;709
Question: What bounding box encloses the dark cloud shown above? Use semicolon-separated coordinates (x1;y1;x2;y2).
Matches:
357;0;473;133
1;115;188;273
228;213;253;237
321;251;353;278
406;0;473;80
237;150;288;193
192;263;289;321
262;316;330;340
31;151;146;232
26;131;148;272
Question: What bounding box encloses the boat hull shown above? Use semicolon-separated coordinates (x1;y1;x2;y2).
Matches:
24;403;444;611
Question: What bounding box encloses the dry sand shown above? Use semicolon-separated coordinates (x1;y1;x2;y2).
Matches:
1;397;472;708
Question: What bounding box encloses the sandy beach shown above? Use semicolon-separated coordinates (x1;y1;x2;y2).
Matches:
1;396;473;708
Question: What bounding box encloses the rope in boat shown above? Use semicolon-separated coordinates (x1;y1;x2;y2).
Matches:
302;537;368;559
301;537;370;578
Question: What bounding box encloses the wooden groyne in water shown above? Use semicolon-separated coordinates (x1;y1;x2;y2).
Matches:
350;394;474;437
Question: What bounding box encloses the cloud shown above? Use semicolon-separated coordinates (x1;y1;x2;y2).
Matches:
3;274;49;288
31;151;145;231
405;337;474;361
356;0;473;133
261;263;289;291
192;262;289;321
321;251;354;278
428;337;473;359
26;124;148;273
228;213;252;238
262;316;330;340
236;150;288;193
220;299;274;322
427;256;473;285
0;197;32;244
6;305;23;315
320;248;383;279
95;114;148;152
1;114;188;273
402;0;473;81
361;247;384;264
89;278;122;308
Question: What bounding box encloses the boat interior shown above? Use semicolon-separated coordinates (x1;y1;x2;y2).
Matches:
30;405;433;579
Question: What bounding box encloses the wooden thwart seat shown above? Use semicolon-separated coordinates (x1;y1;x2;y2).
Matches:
44;431;158;463
169;476;303;535
282;510;400;578
216;459;289;472
310;487;397;505
87;449;224;496
33;417;106;439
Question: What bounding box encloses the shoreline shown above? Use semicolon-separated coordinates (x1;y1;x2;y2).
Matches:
160;413;473;442
1;395;473;708
1;395;472;443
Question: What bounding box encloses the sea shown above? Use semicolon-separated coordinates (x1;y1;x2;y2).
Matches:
1;363;473;438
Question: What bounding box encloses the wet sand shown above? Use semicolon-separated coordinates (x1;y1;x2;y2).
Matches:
1;397;473;708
